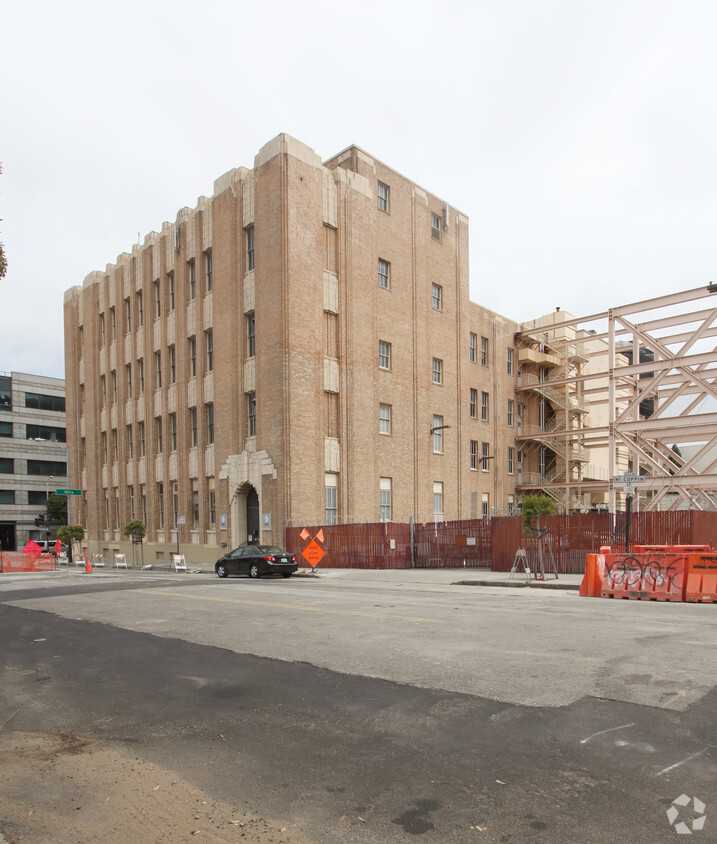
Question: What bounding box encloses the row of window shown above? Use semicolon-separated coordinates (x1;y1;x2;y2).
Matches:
0;490;61;505
0;459;66;477
325;475;516;524
98;393;256;463
377;341;514;379
99;481;218;533
0;423;67;441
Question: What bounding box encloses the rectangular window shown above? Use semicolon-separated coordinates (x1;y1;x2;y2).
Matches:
189;337;196;377
433;481;444;518
470;388;477;418
0;490;15;505
508;399;514;427
138;421;145;457
470;440;478;470
379;402;391;434
432;414;444;453
102;432;108;463
188;260;196;300
205;250;213;292
431;283;442;311
112;429;118;461
246;227;255;271
169;346;176;383
482;493;490;519
170;413;177;451
155;352;162;389
377;181;389;212
100;375;106;408
137;290;143;327
141;486;147;524
378;258;390;289
28;490;47;505
208;487;216;527
481;391;489;422
156;417;163;453
469;333;477;363
27;460;65;476
325;474;338;525
248;392;256;437
431;213;442;241
481;337;488;366
168;272;175;310
125;298;131;332
206;331;213;372
432;358;443;385
507;347;514;376
158;482;164;530
247;313;255;357
25;424;66;443
129;486;135;519
138;358;144;394
127;424;133;458
0;421;11;437
126;364;132;398
508;446;515;475
378;340;391;370
110;307;116;341
111;370;117;404
190;408;197;447
24;393;66;412
0;457;13;473
481;441;490;471
192;487;200;529
206;403;214;444
508;495;515;516
379;477;392;522
154;280;161;318
99;313;105;346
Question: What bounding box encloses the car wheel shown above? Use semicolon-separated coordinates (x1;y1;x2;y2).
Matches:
282;572;292;578
216;563;229;578
249;562;261;579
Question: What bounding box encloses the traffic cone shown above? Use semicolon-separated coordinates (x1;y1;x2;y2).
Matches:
84;554;93;574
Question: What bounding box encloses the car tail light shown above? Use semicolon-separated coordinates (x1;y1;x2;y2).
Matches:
263;555;275;562
291;555;297;563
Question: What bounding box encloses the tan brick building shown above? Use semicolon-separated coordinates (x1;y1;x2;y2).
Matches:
63;134;519;562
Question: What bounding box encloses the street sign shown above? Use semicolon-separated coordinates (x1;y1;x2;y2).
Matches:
55;489;81;495
613;473;646;484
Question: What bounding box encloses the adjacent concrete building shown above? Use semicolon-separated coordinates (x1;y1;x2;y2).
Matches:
63;134;519;562
0;371;68;551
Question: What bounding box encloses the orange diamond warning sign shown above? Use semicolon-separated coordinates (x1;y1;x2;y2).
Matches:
302;539;325;568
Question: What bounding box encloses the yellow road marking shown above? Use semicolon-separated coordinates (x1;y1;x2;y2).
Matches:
136;589;436;623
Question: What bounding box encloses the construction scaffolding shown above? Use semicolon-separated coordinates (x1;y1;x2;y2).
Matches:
516;284;717;513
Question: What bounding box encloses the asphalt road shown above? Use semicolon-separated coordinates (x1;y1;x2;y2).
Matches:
1;568;716;842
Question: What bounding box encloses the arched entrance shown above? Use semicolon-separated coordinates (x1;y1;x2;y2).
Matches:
246;486;259;544
230;483;260;547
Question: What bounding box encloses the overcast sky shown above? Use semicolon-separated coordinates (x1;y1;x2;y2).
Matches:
2;0;716;380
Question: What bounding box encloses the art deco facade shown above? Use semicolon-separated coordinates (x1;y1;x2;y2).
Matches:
64;135;519;562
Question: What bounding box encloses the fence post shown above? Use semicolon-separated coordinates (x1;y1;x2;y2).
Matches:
409;515;415;568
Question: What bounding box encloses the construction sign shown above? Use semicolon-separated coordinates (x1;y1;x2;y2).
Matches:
300;528;326;568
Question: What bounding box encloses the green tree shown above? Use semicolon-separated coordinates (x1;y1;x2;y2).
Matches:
57;524;85;544
123;519;147;565
45;492;68;525
521;493;557;535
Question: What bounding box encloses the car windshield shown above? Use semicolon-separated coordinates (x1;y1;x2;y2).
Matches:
255;545;285;554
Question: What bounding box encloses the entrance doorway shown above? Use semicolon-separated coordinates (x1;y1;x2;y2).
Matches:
247;487;259;544
0;522;16;551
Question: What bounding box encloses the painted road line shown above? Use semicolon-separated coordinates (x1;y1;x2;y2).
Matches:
136;589;436;623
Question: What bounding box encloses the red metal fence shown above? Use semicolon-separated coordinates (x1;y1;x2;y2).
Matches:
286;511;717;574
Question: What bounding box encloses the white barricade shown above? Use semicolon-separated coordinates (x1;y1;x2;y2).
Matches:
172;554;187;572
92;553;105;567
114;553;128;569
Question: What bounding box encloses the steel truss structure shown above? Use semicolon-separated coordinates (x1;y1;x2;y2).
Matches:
516;285;717;513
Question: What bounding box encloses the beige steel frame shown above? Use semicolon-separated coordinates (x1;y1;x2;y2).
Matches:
516;284;717;513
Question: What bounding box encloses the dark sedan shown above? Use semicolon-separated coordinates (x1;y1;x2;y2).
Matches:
215;545;299;579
